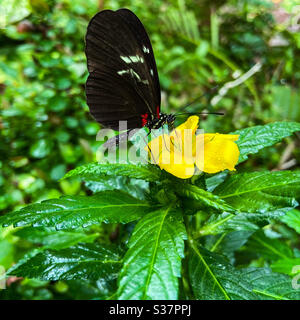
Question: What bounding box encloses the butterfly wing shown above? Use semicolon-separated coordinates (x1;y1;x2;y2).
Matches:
85;9;161;130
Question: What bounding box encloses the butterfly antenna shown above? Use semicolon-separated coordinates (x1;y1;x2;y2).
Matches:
175;111;224;116
176;85;219;113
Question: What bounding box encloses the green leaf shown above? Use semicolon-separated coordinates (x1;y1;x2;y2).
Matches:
29;139;52;159
0;191;153;230
271;258;300;275
232;122;300;163
0;0;31;27
206;230;254;263
15;227;99;250
205;171;228;192
197;209;291;236
214;171;300;213
246;231;293;260
188;243;257;300
189;244;300;300
62;162;162;182
197;212;259;236
0;238;14;269
241;267;300;300
117;208;186;300
84;176;149;200
280;209;300;234
268;85;300;121
175;183;235;213
8;243;122;280
62;279;116;300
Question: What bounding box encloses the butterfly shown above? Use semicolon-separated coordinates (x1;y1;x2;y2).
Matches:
84;8;175;146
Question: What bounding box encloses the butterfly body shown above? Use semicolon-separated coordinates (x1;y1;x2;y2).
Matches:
144;113;176;130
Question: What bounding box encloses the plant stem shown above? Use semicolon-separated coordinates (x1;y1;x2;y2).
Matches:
210;7;219;50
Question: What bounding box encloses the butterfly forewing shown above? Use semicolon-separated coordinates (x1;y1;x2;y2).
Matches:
116;9;161;107
85;9;161;130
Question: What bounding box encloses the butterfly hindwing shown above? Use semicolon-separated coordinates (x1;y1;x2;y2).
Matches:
85;9;161;130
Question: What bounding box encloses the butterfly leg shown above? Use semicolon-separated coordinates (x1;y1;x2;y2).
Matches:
102;130;130;149
142;134;158;165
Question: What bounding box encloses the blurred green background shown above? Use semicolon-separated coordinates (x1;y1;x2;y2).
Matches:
0;0;299;299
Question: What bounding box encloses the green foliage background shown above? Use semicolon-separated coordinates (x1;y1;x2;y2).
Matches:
0;0;300;299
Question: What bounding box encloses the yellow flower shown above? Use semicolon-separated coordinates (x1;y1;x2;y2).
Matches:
147;116;240;179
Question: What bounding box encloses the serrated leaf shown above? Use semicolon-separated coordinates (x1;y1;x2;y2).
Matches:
206;230;254;263
84;176;149;199
188;243;257;300
65;279;116;300
246;231;293;260
117;208;186;300
62;162;162;182
8;243;122;280
232;122;300;163
214;171;300;213
0;191;153;230
175;183;235;213
198;209;290;236
15;227;99;250
198;212;259;236
189;244;300;300
241;267;300;300
280;209;300;234
205;171;229;192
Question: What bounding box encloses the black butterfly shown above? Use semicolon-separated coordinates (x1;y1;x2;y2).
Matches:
85;8;175;145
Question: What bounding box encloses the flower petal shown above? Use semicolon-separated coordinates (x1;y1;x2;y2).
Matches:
195;133;240;174
147;131;195;179
170;116;199;155
160;157;195;179
173;115;199;134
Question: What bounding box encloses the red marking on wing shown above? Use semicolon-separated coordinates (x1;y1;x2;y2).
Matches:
156;106;160;119
141;113;148;126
